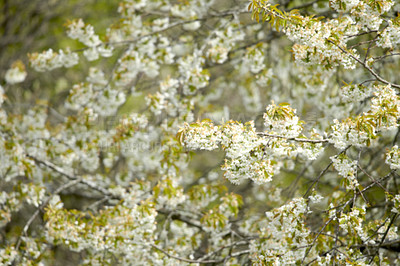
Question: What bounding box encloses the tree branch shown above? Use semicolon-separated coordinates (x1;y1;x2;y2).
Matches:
257;132;329;143
328;40;400;89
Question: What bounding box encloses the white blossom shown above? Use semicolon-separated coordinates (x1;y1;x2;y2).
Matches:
5;61;27;84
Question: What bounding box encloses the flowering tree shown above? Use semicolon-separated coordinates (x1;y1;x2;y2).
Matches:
2;0;400;264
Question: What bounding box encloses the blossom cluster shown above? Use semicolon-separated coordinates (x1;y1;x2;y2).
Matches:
285;16;359;69
330;154;359;190
340;83;372;103
250;198;313;264
377;18;400;48
66;19;113;61
330;0;394;30
114;36;174;86
329;118;370;149
386;145;400;170
65;82;126;116
181;102;325;185
329;84;400;149
28;48;79;72
263;102;303;138
369;84;400;130
178;50;210;95
220;121;276;184
206;19;245;64
4;60;27;84
180;120;277;184
338;206;369;243
242;45;267;74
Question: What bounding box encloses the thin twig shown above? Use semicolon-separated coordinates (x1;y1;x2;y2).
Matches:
258;132;329;143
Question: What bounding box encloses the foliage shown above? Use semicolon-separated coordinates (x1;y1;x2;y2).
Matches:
2;0;400;264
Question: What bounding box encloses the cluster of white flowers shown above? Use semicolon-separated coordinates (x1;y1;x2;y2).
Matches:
113;115;162;179
182;104;327;185
178;50;209;95
21;184;46;208
122;113;148;129
206;20;245;64
0;133;30;182
151;17;169;32
4;60;27;84
81;148;101;172
220;121;260;158
29;48;79;72
66;19;113;61
171;0;215;20
385;145;400;170
294;130;325;160
369;84;400;130
51;110;105;174
329;0;361;12
377;19;400;48
218;193;242;218
65;82;125;115
340;83;372;103
220;121;277;184
66;19;101;47
5;0;400;263
255;68;273;88
285;16;359;69
94;87;126;116
180;120;221;151
146;77;180;116
65;83;94;110
264;102;303;138
308;193;324;204
86;67;108;86
20;237;44;262
330;84;400;149
111;14;144;41
330;0;394;30
250;198;313;264
118;0;148;15
181;120;280;184
330;154;359;190
115;36;174;86
242;46;266;74
154;176;187;208
0;246;18;266
0;191;23;228
338;206;369;243
115;50;146;86
329;118;369;149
